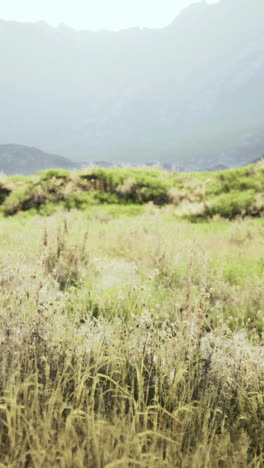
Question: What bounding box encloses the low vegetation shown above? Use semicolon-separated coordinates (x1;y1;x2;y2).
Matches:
0;160;263;219
0;205;263;467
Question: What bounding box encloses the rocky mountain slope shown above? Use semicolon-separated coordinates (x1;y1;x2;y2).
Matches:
0;144;75;175
0;0;264;170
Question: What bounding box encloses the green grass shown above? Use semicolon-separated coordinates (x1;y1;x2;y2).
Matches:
0;207;263;466
1;161;263;219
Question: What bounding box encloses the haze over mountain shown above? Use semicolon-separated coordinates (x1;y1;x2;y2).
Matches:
1;0;264;171
0;144;75;175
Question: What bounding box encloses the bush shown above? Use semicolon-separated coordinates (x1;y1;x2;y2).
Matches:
0;177;11;204
207;191;255;218
1;164;264;219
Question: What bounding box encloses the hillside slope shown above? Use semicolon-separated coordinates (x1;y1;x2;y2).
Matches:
0;144;75;175
0;0;264;169
1;161;263;219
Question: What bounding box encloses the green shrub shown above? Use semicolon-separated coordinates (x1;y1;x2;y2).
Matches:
0;178;11;204
207;191;255;218
1;164;264;219
38;168;71;179
1;189;31;215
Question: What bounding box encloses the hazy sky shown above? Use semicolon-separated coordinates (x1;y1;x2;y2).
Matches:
1;0;218;30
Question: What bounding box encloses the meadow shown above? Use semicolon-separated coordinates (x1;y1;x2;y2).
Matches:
0;165;263;467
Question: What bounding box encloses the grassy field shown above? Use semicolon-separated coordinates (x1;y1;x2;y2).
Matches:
0;166;263;467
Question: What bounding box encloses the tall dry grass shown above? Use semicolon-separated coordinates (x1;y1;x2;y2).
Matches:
0;208;263;467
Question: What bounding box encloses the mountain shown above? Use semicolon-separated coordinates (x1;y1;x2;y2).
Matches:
0;144;75;175
0;0;264;170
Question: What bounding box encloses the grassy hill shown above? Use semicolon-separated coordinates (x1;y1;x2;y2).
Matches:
1;160;263;219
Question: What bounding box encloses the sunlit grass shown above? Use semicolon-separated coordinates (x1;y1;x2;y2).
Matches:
1;161;264;219
0;208;263;467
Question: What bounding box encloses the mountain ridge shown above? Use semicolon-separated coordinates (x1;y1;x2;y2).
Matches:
1;0;264;170
0;144;75;175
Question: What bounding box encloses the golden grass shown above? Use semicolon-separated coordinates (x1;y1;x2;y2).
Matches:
0;208;263;467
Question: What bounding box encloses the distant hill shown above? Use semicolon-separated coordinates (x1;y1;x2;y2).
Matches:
0;0;264;170
0;143;262;176
0;144;75;175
